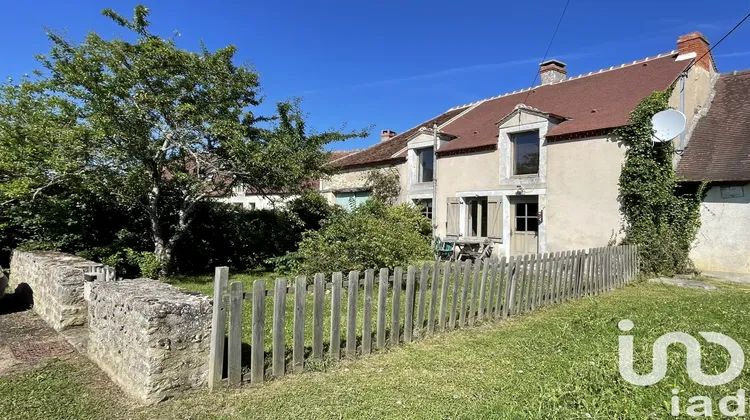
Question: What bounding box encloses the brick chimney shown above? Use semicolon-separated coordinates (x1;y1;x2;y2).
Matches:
380;129;396;142
677;32;712;70
539;59;567;85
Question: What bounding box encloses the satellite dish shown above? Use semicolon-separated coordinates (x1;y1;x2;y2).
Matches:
651;109;686;143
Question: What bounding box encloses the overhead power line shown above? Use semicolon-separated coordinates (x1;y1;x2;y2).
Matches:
685;8;750;72
523;0;571;104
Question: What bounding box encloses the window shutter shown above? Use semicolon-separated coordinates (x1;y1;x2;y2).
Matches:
487;196;503;239
446;198;460;236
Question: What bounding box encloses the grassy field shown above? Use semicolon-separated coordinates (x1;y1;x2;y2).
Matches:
3;277;750;419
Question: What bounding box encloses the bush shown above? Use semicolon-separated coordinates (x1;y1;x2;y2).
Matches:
171;192;337;273
285;200;433;274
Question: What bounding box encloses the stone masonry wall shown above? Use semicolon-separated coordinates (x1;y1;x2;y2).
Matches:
88;279;212;404
9;250;105;330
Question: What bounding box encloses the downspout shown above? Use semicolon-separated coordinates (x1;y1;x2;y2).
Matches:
678;71;687;151
432;123;438;241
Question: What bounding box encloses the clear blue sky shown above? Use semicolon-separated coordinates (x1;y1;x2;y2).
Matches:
2;1;749;150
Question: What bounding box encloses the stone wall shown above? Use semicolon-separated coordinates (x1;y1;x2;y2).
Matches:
8;250;105;330
87;278;212;404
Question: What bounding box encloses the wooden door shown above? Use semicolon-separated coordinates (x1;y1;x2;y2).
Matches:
511;197;539;255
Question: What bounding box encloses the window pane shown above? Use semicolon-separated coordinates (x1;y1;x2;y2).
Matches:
480;199;488;237
512;131;539;175
418;147;434;183
527;202;538;215
527;217;538;232
516;203;526;217
516;217;525;231
470;200;478;236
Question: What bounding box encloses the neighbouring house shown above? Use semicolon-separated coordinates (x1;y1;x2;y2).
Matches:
677;70;750;274
325;32;719;260
218;150;357;210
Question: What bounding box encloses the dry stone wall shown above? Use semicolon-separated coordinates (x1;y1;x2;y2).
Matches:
8;250;105;330
88;278;212;404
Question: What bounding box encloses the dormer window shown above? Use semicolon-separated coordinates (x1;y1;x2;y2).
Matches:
416;147;434;183
511;130;540;175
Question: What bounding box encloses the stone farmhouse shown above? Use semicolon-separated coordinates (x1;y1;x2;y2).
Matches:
322;32;749;274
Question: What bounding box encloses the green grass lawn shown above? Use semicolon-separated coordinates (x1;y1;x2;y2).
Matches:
4;277;750;419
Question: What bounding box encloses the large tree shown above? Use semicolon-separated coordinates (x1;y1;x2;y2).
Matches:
2;5;360;273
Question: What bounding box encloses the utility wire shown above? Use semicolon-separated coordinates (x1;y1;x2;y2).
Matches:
684;8;750;73
522;0;571;105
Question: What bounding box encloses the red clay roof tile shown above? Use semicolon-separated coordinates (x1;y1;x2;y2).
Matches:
677;70;750;182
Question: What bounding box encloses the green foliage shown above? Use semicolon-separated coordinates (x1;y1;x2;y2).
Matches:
171;193;337;273
0;5;364;273
286;200;433;274
365;168;401;204
616;90;706;276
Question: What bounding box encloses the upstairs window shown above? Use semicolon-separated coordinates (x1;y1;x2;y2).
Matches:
511;130;540;175
416;147;434;183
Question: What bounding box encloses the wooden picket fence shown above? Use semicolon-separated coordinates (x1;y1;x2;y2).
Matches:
207;244;639;389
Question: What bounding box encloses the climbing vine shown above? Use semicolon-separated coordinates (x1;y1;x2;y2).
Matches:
366;168;401;204
616;89;706;276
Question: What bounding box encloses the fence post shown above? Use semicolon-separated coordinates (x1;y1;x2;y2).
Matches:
438;261;451;331
330;272;343;359
208;266;228;391
428;260;440;334
495;257;507;319
505;256;517;317
415;263;429;338
346;272;358;358
377;268;388;349
250;279;265;384
404;266;416;342
294;276;306;371
363;269;374;355
273;278;287;377
391;267;402;345
228;281;244;386
312;274;325;359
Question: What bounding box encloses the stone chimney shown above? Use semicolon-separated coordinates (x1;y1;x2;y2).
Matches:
539;59;567;85
677;32;713;71
380;129;396;142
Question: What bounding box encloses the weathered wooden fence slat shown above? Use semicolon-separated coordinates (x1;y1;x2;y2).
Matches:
250;279;265;384
495;257;506;319
272;278;286;377
404;266;416;342
391;267;403;346
209;245;641;388
438;261;451;331
505;256;517;318
362;269;374;355
228;281;243;386
312;274;325;359
448;261;461;329
346;271;358;358
415;263;428;338
330;272;342;360
427;260;440;334
376;268;388;349
208;266;228;390
293;277;306;373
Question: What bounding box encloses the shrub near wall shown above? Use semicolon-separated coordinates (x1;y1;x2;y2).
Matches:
287;200;433;274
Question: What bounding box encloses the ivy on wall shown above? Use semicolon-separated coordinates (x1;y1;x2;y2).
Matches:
366;168;401;204
616;90;706;276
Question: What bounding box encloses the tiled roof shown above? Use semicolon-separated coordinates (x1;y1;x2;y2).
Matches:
332;52;691;166
677;70;750;182
330;107;468;169
439;53;690;153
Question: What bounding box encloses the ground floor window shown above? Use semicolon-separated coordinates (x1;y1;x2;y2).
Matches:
335;190;371;211
413;199;433;219
466;197;488;237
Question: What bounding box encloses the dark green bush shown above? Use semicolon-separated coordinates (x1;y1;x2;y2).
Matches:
284;199;433;274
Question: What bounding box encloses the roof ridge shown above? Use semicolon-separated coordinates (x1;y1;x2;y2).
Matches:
723;68;750;77
446;51;678;111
